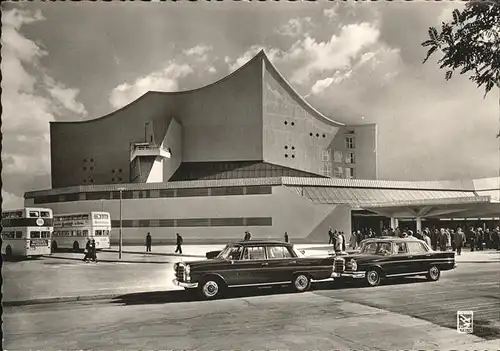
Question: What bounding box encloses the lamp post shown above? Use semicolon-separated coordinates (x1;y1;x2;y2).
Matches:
117;187;126;259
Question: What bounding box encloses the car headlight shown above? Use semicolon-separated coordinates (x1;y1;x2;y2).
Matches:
349;259;357;271
185;264;190;274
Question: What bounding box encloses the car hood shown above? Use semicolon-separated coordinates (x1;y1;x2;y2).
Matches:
339;253;387;264
177;258;229;270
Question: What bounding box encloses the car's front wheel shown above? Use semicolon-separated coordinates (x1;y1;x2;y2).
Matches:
198;276;225;300
426;265;441;281
292;273;311;293
365;268;382;287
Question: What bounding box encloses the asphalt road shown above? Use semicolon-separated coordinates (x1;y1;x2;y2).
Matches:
4;263;499;350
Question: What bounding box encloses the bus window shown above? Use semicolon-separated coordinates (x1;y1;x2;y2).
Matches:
41;231;50;238
31;231;41;238
82;215;89;220
104;230;110;236
83;230;89;236
16;231;22;239
29;211;40;218
15;211;23;218
94;214;101;220
2;232;14;239
95;230;101;236
77;230;82;236
41;211;51;218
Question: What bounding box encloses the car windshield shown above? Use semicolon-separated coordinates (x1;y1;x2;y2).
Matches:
216;244;243;260
291;246;305;257
360;242;392;255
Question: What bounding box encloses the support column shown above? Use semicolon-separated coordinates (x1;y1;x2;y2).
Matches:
416;217;422;233
390;217;399;229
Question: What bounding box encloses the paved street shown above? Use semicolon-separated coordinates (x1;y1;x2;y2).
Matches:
4;262;499;350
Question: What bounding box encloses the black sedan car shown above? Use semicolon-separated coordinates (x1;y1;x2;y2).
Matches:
173;240;335;300
332;238;456;286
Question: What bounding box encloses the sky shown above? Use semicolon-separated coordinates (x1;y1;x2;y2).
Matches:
1;1;498;209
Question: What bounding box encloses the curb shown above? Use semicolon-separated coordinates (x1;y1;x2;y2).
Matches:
47;255;172;265
3;293;122;307
102;249;205;259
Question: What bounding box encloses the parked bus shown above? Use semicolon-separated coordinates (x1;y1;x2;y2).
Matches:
52;212;111;252
1;207;53;258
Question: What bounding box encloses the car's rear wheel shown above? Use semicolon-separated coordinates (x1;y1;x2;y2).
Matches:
198;276;225;300
426;265;440;281
292;273;311;293
365;268;382;287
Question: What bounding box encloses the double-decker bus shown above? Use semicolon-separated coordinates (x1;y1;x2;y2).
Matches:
52;212;111;252
1;207;53;258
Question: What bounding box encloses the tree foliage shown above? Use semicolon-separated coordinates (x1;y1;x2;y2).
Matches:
422;1;500;98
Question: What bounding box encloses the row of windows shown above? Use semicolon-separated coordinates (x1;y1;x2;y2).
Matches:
32;186;273;204
334;167;356;179
224;245;293;261
283;121;295;126
83;178;124;184
284;146;295;150
310;132;327;138
109;217;272;228
83;158;95;163
284;154;296;159
2;231;50;239
53;213;109;221
2;210;50;219
53;230;110;237
346;137;355;149
333;151;355;164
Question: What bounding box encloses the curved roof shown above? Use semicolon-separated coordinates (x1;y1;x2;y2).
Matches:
52;50;343;126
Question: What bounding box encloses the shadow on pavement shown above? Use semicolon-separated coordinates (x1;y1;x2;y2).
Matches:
1;256;44;263
112;277;429;306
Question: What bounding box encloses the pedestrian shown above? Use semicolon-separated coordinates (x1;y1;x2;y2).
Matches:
455;227;466;256
332;230;337;250
90;239;97;263
284;232;289;243
83;239;91;263
244;231;252;241
350;231;357;250
175;233;183;254
340;232;346;252
469;227;476;252
146;232;152;252
328;227;334;245
476;228;483;251
334;232;344;255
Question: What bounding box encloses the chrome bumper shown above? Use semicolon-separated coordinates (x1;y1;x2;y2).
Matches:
173;279;198;289
331;271;366;279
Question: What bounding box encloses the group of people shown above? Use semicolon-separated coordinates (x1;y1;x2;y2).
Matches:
328;228;347;254
347;224;500;255
82;239;98;263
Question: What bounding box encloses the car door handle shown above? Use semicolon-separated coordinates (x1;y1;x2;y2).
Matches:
261;262;269;266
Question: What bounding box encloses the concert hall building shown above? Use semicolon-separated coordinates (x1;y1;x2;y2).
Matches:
24;51;500;244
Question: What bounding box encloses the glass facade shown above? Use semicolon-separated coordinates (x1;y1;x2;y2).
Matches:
169;161;322;181
110;217;272;228
32;185;273;204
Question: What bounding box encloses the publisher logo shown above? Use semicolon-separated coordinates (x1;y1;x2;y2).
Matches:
457;311;474;333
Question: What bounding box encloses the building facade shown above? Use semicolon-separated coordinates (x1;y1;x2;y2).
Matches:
26;50;498;245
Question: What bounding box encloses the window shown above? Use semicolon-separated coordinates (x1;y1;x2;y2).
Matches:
31;231;41;238
346;152;355;164
242;246;266;260
346;137;355;149
29;211;39;218
284;121;288;125
394;242;408;254
291;122;295;126
408;242;429;254
323;163;332;177
291;155;295;158
227;246;244;260
334;167;343;178
322;150;330;162
285;154;288;158
16;231;22;239
333;151;343;163
316;133;319;137
41;231;50;238
345;167;355;179
41;211;51;218
267;246;293;259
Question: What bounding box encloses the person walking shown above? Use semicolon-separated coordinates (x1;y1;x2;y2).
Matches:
455;227;466;256
145;232;152;252
244;231;252;241
83;239;91;263
90;239;97;263
350;231;357;250
284;232;289;243
175;233;183;254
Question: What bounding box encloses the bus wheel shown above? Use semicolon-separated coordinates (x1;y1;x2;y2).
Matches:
73;242;80;252
5;246;12;258
51;241;58;253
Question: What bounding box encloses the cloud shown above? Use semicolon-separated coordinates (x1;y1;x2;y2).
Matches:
310;77;334;95
207;65;217;74
2;190;25;210
109;62;194;109
183;44;212;61
276;17;313;37
1;8;87;199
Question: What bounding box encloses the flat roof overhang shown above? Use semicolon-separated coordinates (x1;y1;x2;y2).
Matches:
359;196;500;219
